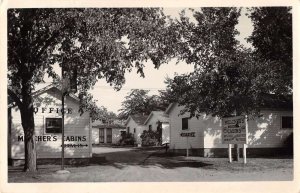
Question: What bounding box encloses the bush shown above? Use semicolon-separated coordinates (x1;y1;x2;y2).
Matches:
119;132;135;146
140;130;160;146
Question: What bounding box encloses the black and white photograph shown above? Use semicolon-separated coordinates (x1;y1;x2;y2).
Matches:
1;0;299;192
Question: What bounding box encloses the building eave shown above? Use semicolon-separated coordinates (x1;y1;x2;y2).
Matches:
165;103;177;115
125;116;131;126
33;84;80;102
144;112;154;125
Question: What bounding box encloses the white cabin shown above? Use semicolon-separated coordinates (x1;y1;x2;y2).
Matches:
165;103;293;157
144;111;170;145
124;114;148;145
92;120;126;145
8;85;92;165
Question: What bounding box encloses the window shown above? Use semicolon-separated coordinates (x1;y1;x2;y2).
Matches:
282;116;293;129
127;127;130;134
149;125;152;131
182;118;189;130
45;118;62;133
134;128;136;133
121;131;126;136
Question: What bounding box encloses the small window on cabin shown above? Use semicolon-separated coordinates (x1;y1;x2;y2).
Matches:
149;125;152;131
182;118;189;130
134;128;136;133
127;127;130;134
282;116;293;129
121;131;126;136
45;118;62;133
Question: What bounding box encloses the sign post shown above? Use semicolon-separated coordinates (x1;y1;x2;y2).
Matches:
222;116;247;164
61;66;65;170
57;64;77;173
243;144;247;164
243;115;248;164
186;136;189;157
228;144;232;163
61;91;65;170
180;132;195;157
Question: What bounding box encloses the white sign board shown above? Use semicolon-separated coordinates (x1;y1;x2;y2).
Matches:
222;116;247;144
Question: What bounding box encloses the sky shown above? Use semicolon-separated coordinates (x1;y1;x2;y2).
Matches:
39;7;254;114
90;8;254;114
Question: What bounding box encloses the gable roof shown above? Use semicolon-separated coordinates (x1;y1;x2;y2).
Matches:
125;114;148;126
144;111;169;125
92;119;125;129
33;84;80;102
92;123;125;129
8;84;80;108
165;103;177;115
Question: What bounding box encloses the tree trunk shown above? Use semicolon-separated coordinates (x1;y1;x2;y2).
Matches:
20;86;37;172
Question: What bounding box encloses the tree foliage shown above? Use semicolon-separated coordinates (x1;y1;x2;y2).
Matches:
167;48;268;117
78;92;117;122
166;8;243;117
247;7;292;95
118;89;168;119
8;8;176;171
165;7;292;118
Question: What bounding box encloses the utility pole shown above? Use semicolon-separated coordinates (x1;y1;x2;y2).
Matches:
56;63;70;174
56;63;77;174
61;64;66;170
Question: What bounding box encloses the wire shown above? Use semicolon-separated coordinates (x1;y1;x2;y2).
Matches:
37;82;166;91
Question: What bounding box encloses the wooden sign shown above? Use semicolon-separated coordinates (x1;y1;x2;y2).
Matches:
180;132;195;137
222;116;247;144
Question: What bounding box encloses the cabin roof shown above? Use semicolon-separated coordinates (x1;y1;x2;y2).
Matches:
92;123;125;129
32;84;80;102
144;111;169;125
165;103;177;115
125;114;148;126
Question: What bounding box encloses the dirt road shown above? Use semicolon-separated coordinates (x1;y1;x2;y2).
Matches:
8;147;293;182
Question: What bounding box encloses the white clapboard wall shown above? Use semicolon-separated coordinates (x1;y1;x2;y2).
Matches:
9;87;92;159
166;103;293;150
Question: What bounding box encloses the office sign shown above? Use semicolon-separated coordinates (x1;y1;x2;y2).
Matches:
222;116;247;144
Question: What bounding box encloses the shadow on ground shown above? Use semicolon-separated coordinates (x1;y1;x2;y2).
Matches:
91;147;213;169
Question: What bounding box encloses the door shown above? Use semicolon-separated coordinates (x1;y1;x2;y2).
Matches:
157;122;162;144
106;128;112;143
99;128;104;143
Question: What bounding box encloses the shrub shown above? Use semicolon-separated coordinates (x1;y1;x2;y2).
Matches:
119;132;135;146
140;130;160;146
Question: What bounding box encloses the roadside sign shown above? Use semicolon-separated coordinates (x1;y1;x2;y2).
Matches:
180;131;195;157
222;116;247;144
